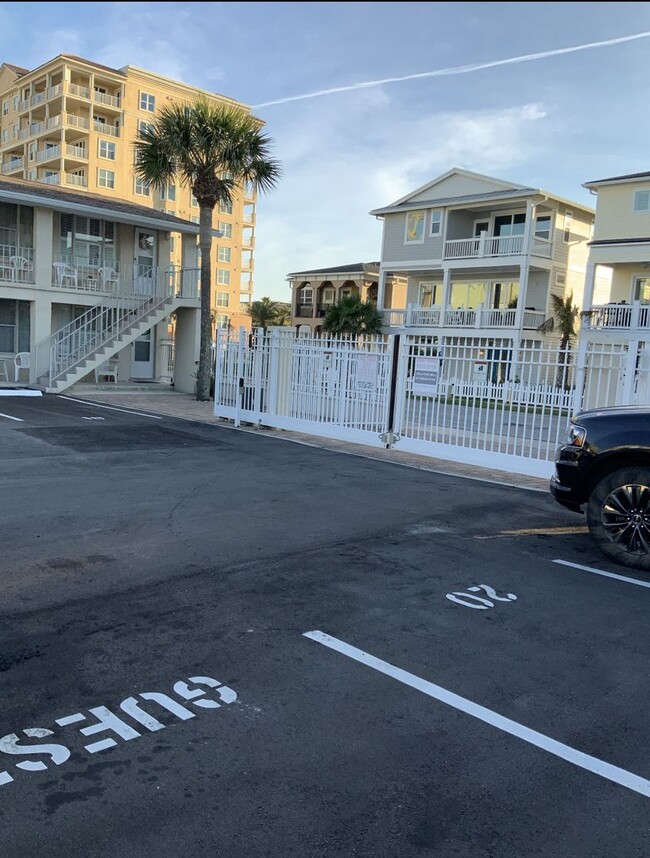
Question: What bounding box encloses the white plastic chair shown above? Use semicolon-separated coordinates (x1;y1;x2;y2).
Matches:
99;266;119;290
95;360;118;383
53;262;78;287
11;256;34;283
14;351;30;382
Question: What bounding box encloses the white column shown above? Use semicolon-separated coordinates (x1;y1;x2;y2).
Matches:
515;262;529;331
377;268;387;311
440;267;452;326
524;200;534;253
33;206;53;288
582;261;597;310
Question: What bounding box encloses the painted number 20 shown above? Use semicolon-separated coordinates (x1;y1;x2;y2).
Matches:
446;584;517;610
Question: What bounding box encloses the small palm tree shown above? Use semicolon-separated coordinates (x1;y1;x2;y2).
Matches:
322;295;384;336
274;303;291;326
537;292;579;388
134;97;280;400
248;297;281;329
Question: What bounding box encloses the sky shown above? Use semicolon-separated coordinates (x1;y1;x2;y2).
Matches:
3;1;650;300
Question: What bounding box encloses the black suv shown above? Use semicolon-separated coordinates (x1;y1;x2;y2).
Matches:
551;405;650;570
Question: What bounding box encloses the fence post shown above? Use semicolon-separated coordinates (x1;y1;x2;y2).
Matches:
252;327;264;420
571;336;588;415
267;328;279;415
235;326;246;428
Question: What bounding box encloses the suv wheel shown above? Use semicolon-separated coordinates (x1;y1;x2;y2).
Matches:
586;467;650;570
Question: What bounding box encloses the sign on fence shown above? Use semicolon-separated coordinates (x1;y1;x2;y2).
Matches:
412;357;439;396
356;353;379;391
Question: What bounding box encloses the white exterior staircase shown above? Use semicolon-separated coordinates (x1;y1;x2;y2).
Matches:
34;267;199;393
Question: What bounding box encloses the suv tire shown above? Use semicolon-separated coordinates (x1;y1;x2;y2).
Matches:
586;467;650;571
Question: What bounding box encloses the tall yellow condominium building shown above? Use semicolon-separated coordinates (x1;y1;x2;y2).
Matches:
0;54;257;330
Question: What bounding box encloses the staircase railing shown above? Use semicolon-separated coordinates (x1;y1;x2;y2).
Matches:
34;266;199;387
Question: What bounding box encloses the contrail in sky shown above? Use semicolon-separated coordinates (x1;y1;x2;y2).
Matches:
253;31;650;108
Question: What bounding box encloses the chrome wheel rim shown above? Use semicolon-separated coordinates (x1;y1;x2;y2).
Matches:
602;483;650;555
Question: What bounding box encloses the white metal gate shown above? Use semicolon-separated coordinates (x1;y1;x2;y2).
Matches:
214;329;650;478
214;328;393;446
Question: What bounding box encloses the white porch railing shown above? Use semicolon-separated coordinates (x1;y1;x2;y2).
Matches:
94;121;119;137
444;234;527;259
65;172;87;187
66;114;90;130
41;173;61;185
582;302;650;330
531;236;552;257
67;83;90;99
383;305;547;330
0;246;34;283
1;158;23;174
65;144;87;159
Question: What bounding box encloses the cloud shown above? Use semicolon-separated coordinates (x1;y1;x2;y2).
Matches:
254;96;550;299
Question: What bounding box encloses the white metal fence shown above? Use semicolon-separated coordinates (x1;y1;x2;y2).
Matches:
214;329;650;478
214;328;393;445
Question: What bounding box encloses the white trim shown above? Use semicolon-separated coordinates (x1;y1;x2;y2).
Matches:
404;210;426;245
387;167;528;208
473;216;491;237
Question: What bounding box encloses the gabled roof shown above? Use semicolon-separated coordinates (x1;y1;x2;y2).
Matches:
370;167;593;217
584;171;650;189
0;176;199;233
287;262;380;278
3;63;28;76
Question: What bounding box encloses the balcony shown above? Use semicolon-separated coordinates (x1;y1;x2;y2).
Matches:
41;172;61;185
65;172;87;188
67;83;90;100
295;304;314;318
18;84;64;113
36;146;61;163
382;305;546;330
0;246;35;283
443;234;552;261
94;120;119;137
582;302;650;331
65;144;88;160
93;91;121;108
1;157;23;175
52;256;121;291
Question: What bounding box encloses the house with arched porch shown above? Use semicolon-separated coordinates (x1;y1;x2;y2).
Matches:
288;262;406;335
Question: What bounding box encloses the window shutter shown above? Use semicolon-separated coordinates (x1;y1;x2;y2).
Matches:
634;190;650;211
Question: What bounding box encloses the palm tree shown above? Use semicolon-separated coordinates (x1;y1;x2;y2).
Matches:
247;296;281;329
537;292;579;388
322;295;384;335
134;97;280;400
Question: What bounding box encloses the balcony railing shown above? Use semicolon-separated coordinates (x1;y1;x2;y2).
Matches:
94;120;119;137
1;158;23;174
47;83;63;100
65;144;88;159
0;246;35;283
295;304;314;318
65;172;87;187
444;234;526;259
67;114;90;130
531;236;552;258
93;91;120;108
582;302;650;330
41;172;61;185
31;92;46;107
381;305;547;329
67;83;90;99
36;146;60;162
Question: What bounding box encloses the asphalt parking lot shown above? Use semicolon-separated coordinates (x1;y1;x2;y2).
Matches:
0;394;648;857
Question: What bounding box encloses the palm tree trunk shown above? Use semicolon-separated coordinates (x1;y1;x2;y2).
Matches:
197;203;215;401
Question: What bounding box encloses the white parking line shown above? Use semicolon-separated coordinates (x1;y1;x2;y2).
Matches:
59;396;163;420
304;630;650;799
0;411;23;422
553;559;650;590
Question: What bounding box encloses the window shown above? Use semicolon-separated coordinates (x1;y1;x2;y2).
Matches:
1;130;7;144
216;313;229;329
98;139;115;160
12;124;18;139
12;95;18;111
219;221;232;239
429;209;443;236
418;282;440;307
0;299;30;353
139;91;155;112
535;215;552;240
190;193;198;208
405;210;425;243
634;190;650;212
634;277;650;304
58;214;116;268
160;183;176;202
2;101;8;116
240;293;251;304
219;199;233;215
134;177;150;196
138;120;153;137
217;291;229;307
98;168;115;189
555;272;566;287
190;215;200;224
217;269;231;285
218;246;231;263
563;210;573;243
299;285;313;305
